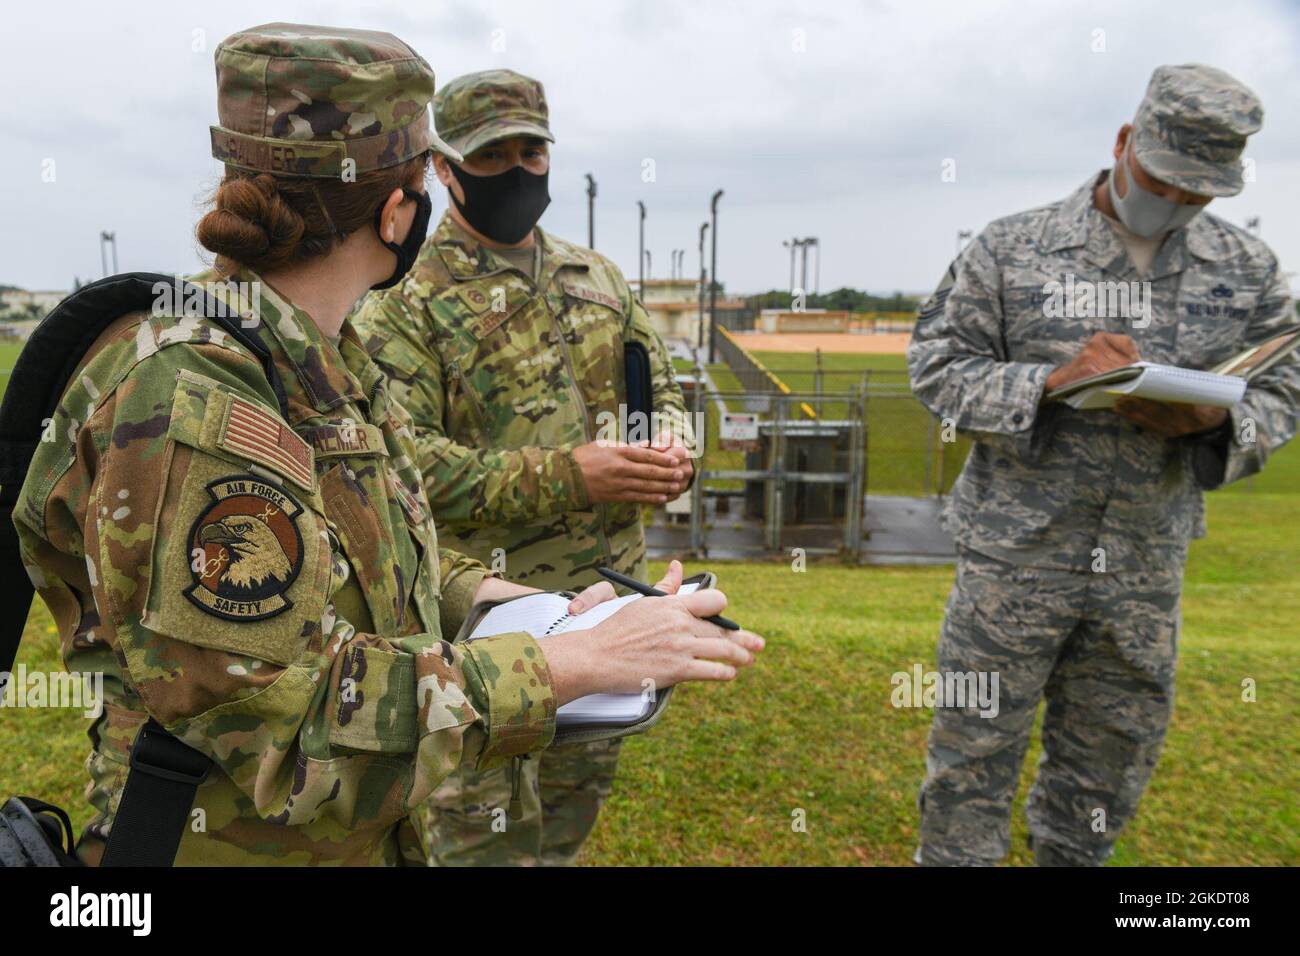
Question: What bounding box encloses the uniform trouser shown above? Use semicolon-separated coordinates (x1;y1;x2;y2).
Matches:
416;738;622;866
917;548;1182;866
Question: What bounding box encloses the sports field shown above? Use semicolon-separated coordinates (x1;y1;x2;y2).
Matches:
1;337;1296;865
738;331;914;354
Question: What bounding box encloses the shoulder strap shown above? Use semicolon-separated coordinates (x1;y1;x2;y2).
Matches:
0;272;288;867
98;720;211;867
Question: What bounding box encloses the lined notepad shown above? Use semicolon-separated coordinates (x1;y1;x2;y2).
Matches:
1047;330;1300;411
466;581;702;726
1048;362;1247;410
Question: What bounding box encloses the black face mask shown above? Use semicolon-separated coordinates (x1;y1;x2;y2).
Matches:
371;187;432;291
448;163;551;245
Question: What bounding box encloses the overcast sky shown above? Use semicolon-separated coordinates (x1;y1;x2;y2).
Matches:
3;0;1299;296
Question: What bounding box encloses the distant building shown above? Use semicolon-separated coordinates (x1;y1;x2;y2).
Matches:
636;278;748;345
0;288;66;315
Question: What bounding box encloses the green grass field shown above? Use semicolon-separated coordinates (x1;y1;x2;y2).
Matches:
584;486;1300;865
1;338;1296;865
5;492;1293;865
0;340;23;395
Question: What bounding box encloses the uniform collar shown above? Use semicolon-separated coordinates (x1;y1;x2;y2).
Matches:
1042;170;1231;279
432;211;589;287
213;268;369;418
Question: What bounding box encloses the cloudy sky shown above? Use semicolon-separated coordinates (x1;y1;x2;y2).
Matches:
3;0;1299;296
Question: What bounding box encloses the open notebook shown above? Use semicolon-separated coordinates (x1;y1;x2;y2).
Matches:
1048;362;1247;410
465;580;704;726
1046;329;1300;410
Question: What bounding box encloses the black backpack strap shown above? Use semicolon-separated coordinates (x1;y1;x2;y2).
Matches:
99;720;212;867
0;516;29;690
0;272;290;866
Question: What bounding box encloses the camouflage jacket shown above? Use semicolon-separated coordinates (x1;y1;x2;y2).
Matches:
13;270;556;866
909;173;1300;573
352;213;692;590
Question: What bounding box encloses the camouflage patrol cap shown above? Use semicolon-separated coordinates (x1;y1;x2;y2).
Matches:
433;69;554;158
1130;63;1263;197
209;22;462;179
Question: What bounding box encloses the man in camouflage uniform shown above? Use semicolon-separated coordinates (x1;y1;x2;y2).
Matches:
352;70;694;865
12;26;561;866
908;64;1299;866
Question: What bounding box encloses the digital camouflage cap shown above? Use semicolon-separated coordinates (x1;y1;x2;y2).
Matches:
1130;63;1263;197
433;69;554;158
209;22;462;179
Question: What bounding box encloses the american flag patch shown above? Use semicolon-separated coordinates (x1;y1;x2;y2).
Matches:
219;396;315;491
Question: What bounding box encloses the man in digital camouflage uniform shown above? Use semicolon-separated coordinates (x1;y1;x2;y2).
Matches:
352;69;695;866
908;64;1299;866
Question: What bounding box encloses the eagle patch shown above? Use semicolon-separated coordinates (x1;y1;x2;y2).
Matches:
185;475;305;621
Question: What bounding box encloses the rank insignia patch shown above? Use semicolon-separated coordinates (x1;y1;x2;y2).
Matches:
185;475;305;621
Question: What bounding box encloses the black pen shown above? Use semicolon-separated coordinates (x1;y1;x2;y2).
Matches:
597;566;740;631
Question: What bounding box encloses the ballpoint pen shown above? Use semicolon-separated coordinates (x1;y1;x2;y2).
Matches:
597;566;740;631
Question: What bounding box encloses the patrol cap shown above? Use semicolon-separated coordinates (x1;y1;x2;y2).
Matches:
1130;63;1263;198
433;69;554;159
209;22;462;179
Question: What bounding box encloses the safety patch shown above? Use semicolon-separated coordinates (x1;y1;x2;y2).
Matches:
219;396;315;491
185;475;305;621
562;283;621;311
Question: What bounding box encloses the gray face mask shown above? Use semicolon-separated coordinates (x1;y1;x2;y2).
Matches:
1108;142;1204;239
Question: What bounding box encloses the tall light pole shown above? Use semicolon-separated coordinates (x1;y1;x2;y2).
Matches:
796;237;819;297
708;189;723;363
956;229;973;258
637;201;646;296
585;174;597;249
697;221;709;352
644;249;652;281
782;238;798;293
99;231;118;277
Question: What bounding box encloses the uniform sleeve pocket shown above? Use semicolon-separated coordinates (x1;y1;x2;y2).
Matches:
329;644;421;752
142;437;331;668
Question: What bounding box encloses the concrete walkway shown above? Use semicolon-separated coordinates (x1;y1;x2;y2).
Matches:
646;493;956;565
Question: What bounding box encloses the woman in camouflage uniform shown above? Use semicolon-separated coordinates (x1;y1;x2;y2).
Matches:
12;22;761;865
